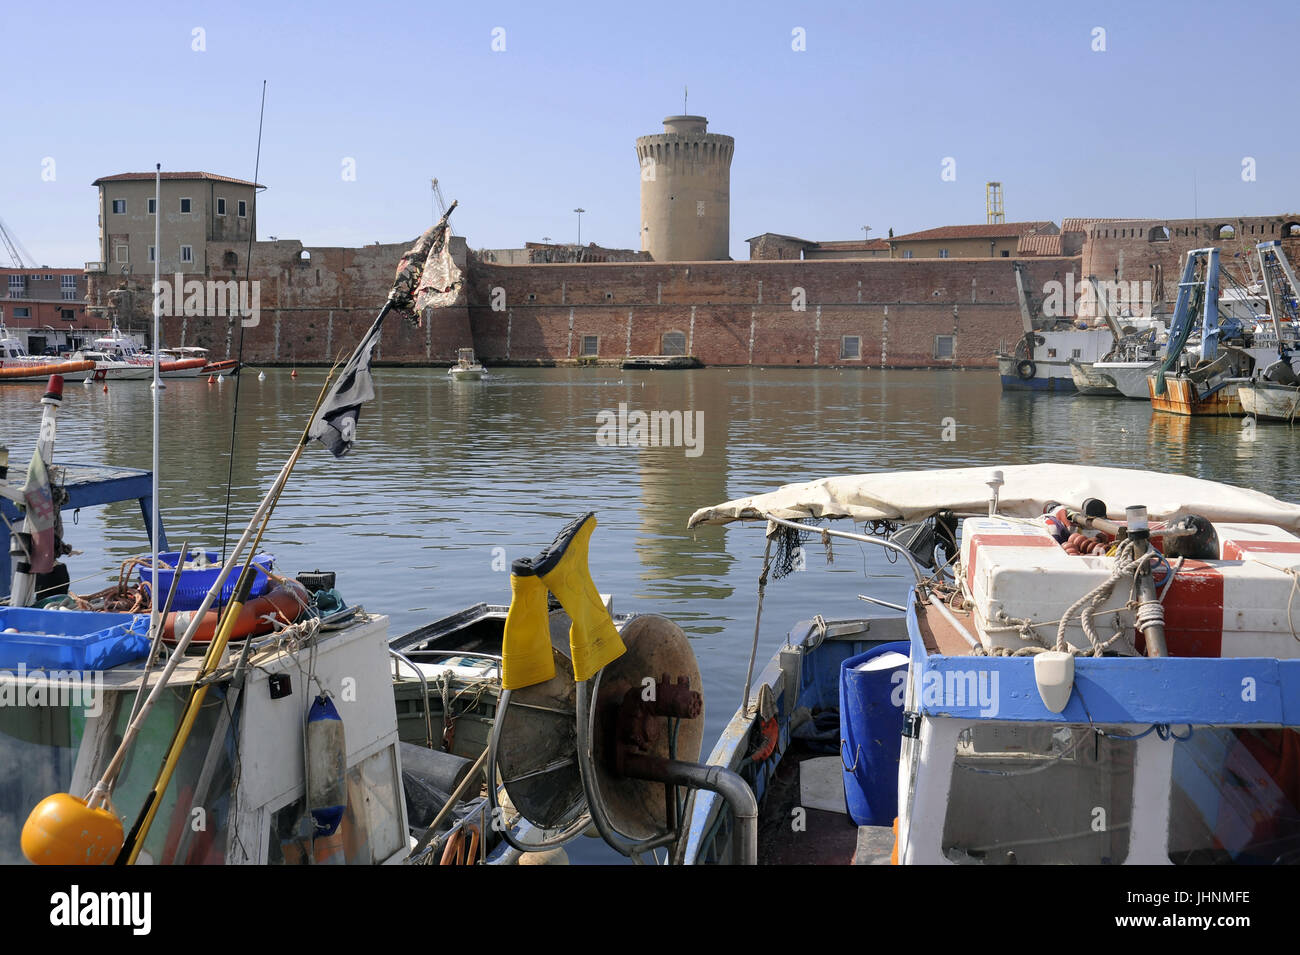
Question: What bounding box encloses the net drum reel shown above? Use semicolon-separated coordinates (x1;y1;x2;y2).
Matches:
490;612;758;863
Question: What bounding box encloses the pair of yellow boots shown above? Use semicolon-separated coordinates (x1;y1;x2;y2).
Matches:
502;512;626;689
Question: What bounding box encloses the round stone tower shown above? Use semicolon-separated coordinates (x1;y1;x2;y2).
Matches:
636;115;734;261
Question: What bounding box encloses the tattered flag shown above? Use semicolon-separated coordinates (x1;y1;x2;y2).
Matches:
310;203;459;457
308;308;385;457
23;451;56;574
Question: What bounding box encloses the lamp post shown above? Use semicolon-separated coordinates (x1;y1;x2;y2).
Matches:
574;208;585;246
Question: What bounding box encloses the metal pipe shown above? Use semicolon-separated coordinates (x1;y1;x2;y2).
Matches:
621;755;758;866
762;514;925;584
925;588;981;651
389;648;435;748
574;678;678;859
858;594;907;612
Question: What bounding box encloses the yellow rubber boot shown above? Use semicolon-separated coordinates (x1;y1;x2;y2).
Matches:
502;558;556;690
535;512;626;682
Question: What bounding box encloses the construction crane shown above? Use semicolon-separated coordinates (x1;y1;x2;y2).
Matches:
431;179;456;235
0;215;35;269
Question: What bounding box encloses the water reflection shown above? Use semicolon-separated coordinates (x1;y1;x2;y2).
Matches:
3;367;1298;746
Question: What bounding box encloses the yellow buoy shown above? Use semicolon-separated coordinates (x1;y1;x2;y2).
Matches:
22;793;123;865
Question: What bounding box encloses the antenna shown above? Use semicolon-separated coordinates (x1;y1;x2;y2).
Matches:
683;85;688;114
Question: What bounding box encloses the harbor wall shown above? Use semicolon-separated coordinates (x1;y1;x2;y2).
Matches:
462;257;1076;367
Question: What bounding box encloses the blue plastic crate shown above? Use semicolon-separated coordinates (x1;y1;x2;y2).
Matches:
137;551;274;611
0;607;151;671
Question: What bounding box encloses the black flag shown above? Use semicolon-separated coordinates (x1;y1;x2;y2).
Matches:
309;201;458;457
308;304;387;457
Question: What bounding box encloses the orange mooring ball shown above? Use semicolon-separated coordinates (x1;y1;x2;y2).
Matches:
22;793;123;865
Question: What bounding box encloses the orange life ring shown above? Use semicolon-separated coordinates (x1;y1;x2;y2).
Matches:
161;582;307;644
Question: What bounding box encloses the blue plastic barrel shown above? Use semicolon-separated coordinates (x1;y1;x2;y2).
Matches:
840;641;910;826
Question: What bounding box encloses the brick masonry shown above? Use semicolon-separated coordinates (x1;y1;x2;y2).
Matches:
79;213;1300;368
464;256;1075;367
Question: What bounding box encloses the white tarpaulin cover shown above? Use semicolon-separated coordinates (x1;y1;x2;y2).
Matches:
686;464;1300;532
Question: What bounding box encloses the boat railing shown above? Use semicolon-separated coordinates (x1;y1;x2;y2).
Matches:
761;513;926;584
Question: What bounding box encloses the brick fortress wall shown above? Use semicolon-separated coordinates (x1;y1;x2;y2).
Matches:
463;256;1076;367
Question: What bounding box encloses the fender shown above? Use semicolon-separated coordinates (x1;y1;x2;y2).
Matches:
162;582;307;643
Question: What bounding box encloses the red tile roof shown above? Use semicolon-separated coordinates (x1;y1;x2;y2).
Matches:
93;171;263;187
1060;217;1124;233
1017;233;1063;255
889;221;1054;242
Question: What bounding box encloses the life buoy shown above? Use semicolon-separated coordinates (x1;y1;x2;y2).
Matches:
161;582;307;644
1016;359;1036;380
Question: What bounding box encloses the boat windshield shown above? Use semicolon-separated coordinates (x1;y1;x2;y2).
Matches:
1168;726;1300;864
0;700;87;864
940;723;1135;864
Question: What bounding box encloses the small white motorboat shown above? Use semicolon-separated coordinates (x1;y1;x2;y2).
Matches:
448;347;485;381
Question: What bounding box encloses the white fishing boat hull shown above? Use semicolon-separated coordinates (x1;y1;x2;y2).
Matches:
448;366;484;381
1090;360;1158;399
1240;381;1300;421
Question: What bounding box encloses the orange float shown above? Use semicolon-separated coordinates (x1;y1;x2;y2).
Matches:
162;582;307;644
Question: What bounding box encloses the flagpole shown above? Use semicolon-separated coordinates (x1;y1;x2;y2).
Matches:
150;164;161;645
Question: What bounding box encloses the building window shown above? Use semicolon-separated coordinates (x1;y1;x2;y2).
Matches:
13;307;31;318
841;336;861;360
1000;250;1010;257
111;199;126;214
902;250;914;259
238;200;247;218
661;331;686;356
8;276;25;298
935;335;955;359
148;246;156;263
181;245;193;263
61;309;74;320
938;248;950;258
115;245;129;264
580;335;599;356
216;197;226;216
180;197;192;214
147;198;156;214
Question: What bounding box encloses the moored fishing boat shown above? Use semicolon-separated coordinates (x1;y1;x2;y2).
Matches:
1150;245;1300;416
680;464;1300;865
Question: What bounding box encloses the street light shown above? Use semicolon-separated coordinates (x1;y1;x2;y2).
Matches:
861;225;871;240
573;208;585;246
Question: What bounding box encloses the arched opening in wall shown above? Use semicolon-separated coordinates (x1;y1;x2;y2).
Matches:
1215;224;1235;240
222;251;238;268
299;250;312;266
1148;226;1170;242
1284;222;1300;238
661;331;686;356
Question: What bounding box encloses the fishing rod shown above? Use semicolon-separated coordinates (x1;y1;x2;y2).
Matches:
116;368;338;864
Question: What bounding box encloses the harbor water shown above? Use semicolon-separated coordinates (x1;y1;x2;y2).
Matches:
1;366;1293;756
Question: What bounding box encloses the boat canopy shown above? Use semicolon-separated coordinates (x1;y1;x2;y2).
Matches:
686;463;1300;531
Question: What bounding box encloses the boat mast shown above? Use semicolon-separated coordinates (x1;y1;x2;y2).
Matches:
150;165;161;640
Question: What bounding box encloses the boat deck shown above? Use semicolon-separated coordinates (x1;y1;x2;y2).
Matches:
755;739;894;865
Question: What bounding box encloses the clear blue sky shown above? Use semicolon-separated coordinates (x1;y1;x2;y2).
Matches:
5;0;1296;266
